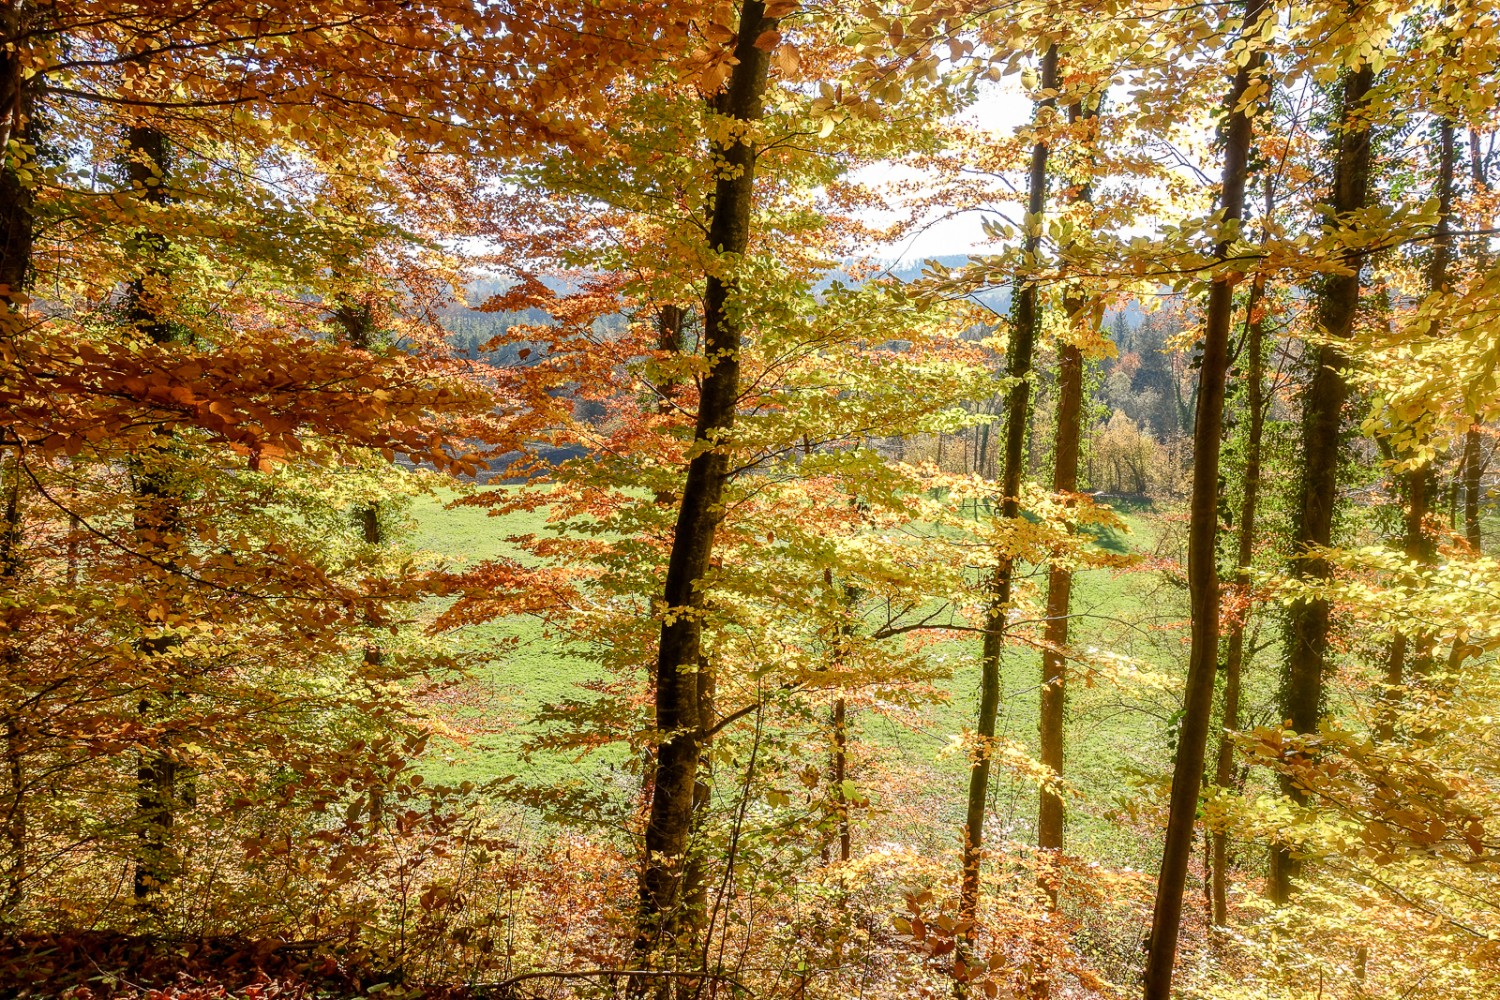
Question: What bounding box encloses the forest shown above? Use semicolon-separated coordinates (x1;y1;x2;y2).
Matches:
1;2;1498;999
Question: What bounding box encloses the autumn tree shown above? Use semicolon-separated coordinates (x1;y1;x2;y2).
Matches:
1269;42;1377;911
1143;0;1269;993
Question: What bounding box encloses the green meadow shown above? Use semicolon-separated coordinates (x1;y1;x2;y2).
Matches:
407;487;1255;863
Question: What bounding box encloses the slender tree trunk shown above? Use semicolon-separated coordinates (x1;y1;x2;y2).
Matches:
1460;129;1487;555
1142;3;1268;994
0;3;34;307
826;571;858;865
332;299;387;667
0;19;34;913
1211;179;1275;927
0;453;24;915
657;303;686;406
1267;61;1375;906
1380;119;1455;737
653;303;688;508
1037;90;1100;896
976;417;991;480
679;662;715;939
636;0;776;965
1037;340;1078;867
1462;431;1482;550
832;696;850;862
959;44;1058;945
124;121;184;904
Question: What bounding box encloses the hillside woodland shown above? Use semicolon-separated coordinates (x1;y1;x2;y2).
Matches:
1;2;1499;999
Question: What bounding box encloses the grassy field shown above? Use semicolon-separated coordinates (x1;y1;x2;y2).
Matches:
406;486;1225;863
407;490;616;788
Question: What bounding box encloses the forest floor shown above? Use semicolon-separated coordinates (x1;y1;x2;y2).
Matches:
406;486;1260;868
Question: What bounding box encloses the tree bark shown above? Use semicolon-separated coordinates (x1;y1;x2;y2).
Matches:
657;302;686;414
126;121;184;905
1268;61;1375;906
1037;89;1099;892
1462;431;1482;550
0;452;24;915
1460;129;1487;555
1142;2;1268;994
1037;339;1078;866
832;697;850;862
653;303;688;507
1210;179;1274;927
332;299;387;667
0;3;34;306
959;43;1057;943
0;10;34;914
678;661;715;941
636;0;776;964
1380;119;1455;738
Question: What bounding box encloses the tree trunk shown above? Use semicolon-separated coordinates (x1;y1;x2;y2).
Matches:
1211;178;1274;928
1461;129;1487;555
832;696;851;862
0;453;24;915
817;567;857;866
0;14;34;914
1462;430;1482;550
1270;65;1379;899
976;417;991;480
332;299;387;667
1267;61;1375;906
1037;340;1078;866
678;662;715;939
657;302;686;414
636;0;776;965
959;43;1057;943
1142;2;1268;994
653;303;688;507
126;121;184;905
1037;89;1100;894
1380;118;1454;735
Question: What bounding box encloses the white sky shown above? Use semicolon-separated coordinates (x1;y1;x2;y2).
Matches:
861;79;1038;266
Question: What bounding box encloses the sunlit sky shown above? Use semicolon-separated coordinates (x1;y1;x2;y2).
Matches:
863;78;1037;266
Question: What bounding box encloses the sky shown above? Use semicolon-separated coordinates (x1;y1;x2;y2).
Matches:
860;78;1037;266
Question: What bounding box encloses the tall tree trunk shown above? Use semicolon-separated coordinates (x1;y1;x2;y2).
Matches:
332;299;387;667
0;16;34;914
1210;179;1275;927
825;571;858;865
1037;337;1077;867
976;417;991;480
1142;2;1268;994
652;303;688;507
0;3;34;308
636;0;776;965
1461;128;1488;555
959;43;1058;943
126;121;182;904
832;696;851;862
1037;88;1100;896
678;661;715;943
1380;119;1455;736
0;452;24;915
1462;430;1482;550
1267;61;1376;906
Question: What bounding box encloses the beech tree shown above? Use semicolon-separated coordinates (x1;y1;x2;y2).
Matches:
1143;0;1269;993
1270;57;1377;910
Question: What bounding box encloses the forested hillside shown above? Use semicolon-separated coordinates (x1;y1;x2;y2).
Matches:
1;3;1498;999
